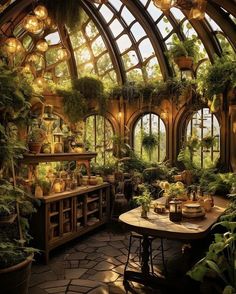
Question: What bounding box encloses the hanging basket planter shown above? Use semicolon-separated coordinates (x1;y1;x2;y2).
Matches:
174;56;194;71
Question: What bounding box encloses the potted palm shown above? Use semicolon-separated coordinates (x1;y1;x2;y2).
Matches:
27;127;46;154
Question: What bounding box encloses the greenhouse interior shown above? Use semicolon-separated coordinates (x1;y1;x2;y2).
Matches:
0;0;236;293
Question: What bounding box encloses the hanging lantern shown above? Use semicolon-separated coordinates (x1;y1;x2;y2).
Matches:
5;37;23;54
34;5;48;20
189;0;207;20
36;39;49;52
57;48;70;61
23;14;44;34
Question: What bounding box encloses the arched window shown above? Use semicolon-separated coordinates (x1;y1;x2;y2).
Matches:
85;115;114;165
133;113;166;162
186;108;220;168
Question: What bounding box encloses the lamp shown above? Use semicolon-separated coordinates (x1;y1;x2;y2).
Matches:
23;14;44;34
4;37;23;54
152;0;207;19
34;5;48;20
36;39;49;52
57;48;70;61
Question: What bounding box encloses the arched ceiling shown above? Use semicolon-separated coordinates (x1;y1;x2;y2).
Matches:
0;0;235;87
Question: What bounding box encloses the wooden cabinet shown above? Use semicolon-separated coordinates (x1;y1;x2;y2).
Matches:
20;152;110;263
31;183;110;263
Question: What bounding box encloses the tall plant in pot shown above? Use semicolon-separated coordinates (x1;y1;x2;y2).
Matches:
0;55;38;294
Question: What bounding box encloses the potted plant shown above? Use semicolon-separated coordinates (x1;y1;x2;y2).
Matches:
134;184;152;218
168;36;199;70
27;127;46;154
141;132;159;159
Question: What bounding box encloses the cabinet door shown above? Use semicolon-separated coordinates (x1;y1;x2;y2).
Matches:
62;198;74;235
48;201;60;242
75;194;86;231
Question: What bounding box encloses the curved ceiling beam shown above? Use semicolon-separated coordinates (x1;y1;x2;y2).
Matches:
206;2;236;52
81;1;125;84
212;0;236;18
123;0;172;80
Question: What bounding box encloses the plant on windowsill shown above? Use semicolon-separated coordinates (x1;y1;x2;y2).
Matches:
134;184;152;218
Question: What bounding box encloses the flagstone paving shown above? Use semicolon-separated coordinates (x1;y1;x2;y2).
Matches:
29;224;182;294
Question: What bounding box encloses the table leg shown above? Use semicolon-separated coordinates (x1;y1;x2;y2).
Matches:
141;234;150;276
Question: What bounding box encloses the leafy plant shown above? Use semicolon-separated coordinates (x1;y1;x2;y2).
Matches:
202;54;236;100
188;221;236;294
141;132;159;157
134;184;152;212
201;135;216;149
28;127;46;143
0;242;38;269
58;88;88;123
168;36;199;61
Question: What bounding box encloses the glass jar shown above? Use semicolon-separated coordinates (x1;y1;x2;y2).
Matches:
169;199;182;222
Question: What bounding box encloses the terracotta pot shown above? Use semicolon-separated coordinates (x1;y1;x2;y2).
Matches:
174;56;193;71
28;142;42;154
0;255;33;294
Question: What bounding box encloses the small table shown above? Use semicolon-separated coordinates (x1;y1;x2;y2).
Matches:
119;196;228;290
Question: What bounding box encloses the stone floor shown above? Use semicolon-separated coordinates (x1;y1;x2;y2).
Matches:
29;223;183;294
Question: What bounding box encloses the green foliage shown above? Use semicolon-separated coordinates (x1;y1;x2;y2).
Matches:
28;127;46;143
202;54;236;100
43;0;83;31
134;184;152;211
188;221;236;293
0;242;38;269
168;36;199;60
90;162;116;176
0;123;27;171
207;173;236;196
0;59;32;125
201;135;216;149
177;146;196;170
141;133;159;154
59;88;88;123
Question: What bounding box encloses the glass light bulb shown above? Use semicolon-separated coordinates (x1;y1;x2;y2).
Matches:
34;5;48;20
57;48;69;61
36;39;48;52
5;37;23;54
34;77;45;87
23;15;44;34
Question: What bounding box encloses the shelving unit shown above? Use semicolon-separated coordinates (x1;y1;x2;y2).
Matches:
21;152;110;263
30;183;110;263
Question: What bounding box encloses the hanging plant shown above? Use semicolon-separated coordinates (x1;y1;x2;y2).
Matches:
141;132;159;158
201;135;216;150
43;0;83;31
73;76;107;113
202;54;236;100
58;88;88;123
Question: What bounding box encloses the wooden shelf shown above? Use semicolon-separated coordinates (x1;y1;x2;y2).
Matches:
49;212;59;217
50;223;59;228
87;209;99;216
87;197;99;203
63;208;71;212
21;152;97;164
